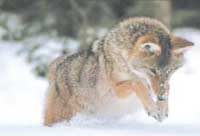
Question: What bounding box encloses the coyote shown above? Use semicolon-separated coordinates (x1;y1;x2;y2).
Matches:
44;17;193;126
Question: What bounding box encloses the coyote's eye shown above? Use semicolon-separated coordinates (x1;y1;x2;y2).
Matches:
140;42;161;56
150;68;157;74
144;44;151;50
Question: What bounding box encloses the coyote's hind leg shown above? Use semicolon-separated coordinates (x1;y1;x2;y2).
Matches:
44;81;74;126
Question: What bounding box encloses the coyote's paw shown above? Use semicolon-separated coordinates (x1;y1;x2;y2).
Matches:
157;100;168;122
146;105;168;122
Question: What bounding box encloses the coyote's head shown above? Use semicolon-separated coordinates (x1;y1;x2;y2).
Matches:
102;17;193;121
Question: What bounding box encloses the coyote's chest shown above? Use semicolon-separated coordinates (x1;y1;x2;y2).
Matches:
98;91;142;117
84;81;143;117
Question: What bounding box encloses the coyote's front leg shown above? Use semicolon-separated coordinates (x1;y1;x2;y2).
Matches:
114;80;163;121
157;100;168;120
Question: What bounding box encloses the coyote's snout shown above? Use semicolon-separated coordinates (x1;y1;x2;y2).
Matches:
44;17;193;126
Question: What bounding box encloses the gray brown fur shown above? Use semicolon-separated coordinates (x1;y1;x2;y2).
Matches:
44;17;193;126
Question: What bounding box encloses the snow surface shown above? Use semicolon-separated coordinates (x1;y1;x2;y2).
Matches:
0;29;200;135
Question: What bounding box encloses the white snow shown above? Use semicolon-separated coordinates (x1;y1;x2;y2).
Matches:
0;28;200;135
0;42;47;126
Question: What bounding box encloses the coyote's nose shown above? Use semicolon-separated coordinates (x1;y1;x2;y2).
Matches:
158;83;169;101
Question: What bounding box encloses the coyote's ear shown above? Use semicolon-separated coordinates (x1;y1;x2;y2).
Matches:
171;36;194;55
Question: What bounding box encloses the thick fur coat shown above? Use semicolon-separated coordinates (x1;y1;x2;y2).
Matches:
44;17;193;126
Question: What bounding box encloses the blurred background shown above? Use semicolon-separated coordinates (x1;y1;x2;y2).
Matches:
0;0;200;135
0;0;200;77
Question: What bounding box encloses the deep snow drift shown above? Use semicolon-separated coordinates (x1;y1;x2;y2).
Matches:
0;29;200;135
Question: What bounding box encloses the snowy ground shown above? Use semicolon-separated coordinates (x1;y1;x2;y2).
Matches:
0;29;200;135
